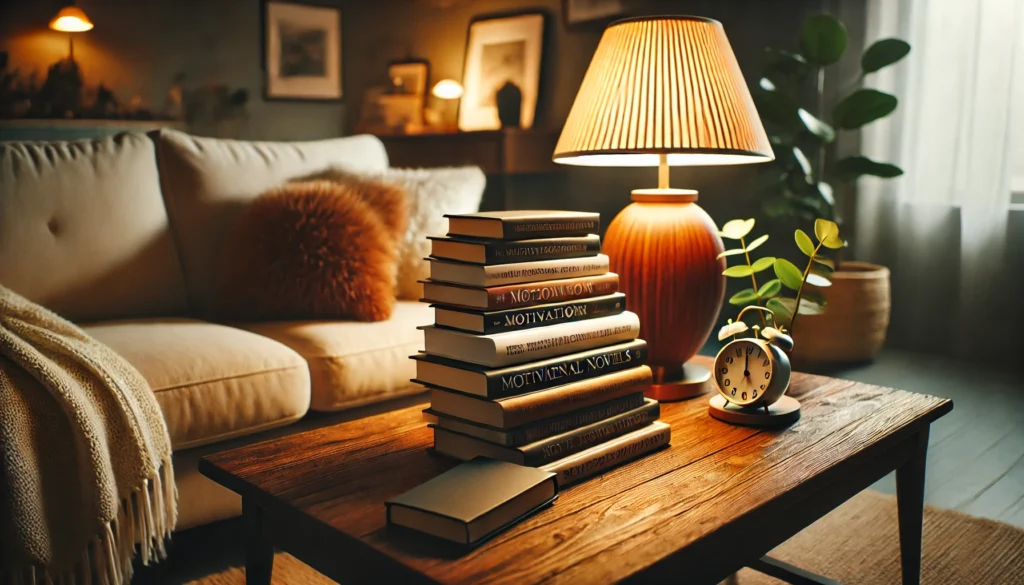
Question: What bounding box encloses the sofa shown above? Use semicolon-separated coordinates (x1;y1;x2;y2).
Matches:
0;129;448;530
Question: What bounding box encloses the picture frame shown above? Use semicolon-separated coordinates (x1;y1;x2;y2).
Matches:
459;13;545;132
562;0;626;28
387;60;430;98
263;1;342;101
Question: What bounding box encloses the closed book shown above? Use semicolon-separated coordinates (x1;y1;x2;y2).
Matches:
445;210;600;240
428;255;609;288
420;311;639;368
428;365;653;428
432;399;661;466
427;394;650;446
433;293;626;335
385;458;556;546
420;273;619;311
541;421;671;487
411;338;646;398
429;234;601;264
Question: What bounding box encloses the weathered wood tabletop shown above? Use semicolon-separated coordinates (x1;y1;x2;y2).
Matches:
200;355;952;585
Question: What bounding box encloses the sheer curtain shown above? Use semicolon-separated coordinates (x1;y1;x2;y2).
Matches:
857;0;1023;361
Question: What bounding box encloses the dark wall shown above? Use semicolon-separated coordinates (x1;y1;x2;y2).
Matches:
0;0;346;140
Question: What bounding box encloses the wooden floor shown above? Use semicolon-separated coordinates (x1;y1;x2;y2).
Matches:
827;350;1024;526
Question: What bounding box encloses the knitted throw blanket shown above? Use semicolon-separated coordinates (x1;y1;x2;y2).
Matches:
0;287;175;584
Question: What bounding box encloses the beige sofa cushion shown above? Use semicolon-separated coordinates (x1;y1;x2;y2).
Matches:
0;134;189;322
242;301;431;412
153;129;390;316
83;318;311;450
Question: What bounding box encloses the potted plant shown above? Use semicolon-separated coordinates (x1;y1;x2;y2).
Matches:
748;13;910;364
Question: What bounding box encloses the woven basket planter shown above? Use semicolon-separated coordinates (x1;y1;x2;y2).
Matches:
790;261;891;366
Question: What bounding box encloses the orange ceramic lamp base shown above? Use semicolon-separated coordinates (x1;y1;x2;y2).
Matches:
604;187;726;402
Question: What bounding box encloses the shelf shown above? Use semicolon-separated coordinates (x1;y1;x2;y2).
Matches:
376;128;562;175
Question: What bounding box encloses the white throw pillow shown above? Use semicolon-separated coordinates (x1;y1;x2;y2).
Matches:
359;166;486;300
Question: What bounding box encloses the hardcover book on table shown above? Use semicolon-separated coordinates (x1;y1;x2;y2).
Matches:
429;234;601;264
420;273;619;311
411;338;645;398
419;311;640;368
431;398;660;466
385;458;557;546
428;254;609;288
445;210;600;240
541;421;671;487
432;293;626;335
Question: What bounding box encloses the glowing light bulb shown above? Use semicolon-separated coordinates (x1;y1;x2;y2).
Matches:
49;6;94;32
431;79;464;100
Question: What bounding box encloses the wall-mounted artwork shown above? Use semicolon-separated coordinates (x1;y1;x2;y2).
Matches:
563;0;625;27
264;1;342;101
388;60;429;98
459;13;544;131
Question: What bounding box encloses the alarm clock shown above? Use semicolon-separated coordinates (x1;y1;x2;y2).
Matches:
709;306;800;426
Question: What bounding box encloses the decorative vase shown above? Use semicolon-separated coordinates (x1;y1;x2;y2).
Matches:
789;261;891;366
496;81;522;128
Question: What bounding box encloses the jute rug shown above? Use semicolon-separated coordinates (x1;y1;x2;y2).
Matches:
187;491;1024;585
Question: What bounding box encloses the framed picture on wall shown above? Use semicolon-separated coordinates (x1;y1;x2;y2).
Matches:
563;0;625;27
459;13;545;132
264;1;342;101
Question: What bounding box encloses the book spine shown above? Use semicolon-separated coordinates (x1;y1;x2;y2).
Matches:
511;394;646;445
478;255;608;287
542;422;671;488
501;365;652;428
487;236;601;264
490;312;639;367
500;217;600;240
488;273;619;310
520;400;661;466
480;294;626;335
486;339;645;398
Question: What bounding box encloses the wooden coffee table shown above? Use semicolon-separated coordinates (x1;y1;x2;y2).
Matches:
199;356;951;585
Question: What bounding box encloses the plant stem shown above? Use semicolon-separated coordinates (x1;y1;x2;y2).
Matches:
789;242;823;333
740;236;767;327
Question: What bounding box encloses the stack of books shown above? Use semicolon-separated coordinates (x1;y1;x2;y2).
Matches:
413;210;671;487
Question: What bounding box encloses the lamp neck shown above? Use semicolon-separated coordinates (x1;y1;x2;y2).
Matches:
631;188;698;203
658;153;669;189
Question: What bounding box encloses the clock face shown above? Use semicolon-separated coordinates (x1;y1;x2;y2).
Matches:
715;339;773;406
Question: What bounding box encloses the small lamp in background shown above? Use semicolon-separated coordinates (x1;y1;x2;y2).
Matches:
554;16;773;400
49;3;94;59
429;79;463;132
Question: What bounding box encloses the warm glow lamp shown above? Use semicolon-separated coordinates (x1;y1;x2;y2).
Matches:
431;79;464;100
554;16;773;400
49;3;93;60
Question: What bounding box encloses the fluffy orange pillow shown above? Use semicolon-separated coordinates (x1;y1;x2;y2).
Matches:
218;179;408;321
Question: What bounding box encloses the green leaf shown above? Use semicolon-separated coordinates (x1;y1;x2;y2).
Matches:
767;298;794;327
861;38;911;73
797;108;835;142
822;235;844;249
774;258;804;290
717;248;748;259
834;155;904;180
832;89;898;129
806;273;832;287
759;47;810;81
721;218;756;240
775;297;825;317
800;13;848;66
792;147;813;182
746;234;769;252
723;265;755;277
813;256;835;269
803;290;827;307
752;256;776;273
794;229;816;257
753;88;802;129
814;218;839;242
729;288;759;306
816;182;835;206
758;279;782;299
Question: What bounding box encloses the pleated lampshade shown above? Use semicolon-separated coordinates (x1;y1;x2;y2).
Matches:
553;16;773;167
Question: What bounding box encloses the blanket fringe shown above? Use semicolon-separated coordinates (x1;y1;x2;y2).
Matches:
7;458;176;585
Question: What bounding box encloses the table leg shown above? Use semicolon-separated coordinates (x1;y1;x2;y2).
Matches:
243;499;274;585
896;428;929;585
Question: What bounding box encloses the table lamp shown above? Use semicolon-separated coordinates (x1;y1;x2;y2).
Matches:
553;16;773;400
49;2;94;60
